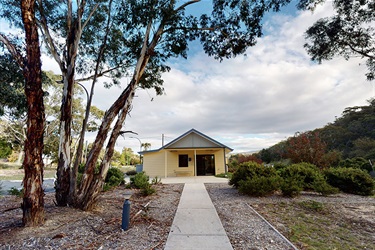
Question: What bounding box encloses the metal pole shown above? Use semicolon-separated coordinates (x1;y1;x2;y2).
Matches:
122;197;131;230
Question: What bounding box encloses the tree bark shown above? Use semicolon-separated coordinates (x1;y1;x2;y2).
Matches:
20;0;45;226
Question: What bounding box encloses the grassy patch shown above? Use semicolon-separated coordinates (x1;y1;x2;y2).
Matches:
258;201;373;249
215;172;233;179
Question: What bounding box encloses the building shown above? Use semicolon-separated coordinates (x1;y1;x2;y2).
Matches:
141;129;233;178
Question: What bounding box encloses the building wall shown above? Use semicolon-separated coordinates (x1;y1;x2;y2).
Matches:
143;148;228;177
169;150;195;177
142;151;165;177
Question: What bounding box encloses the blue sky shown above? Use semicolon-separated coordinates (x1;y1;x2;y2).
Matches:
2;1;374;154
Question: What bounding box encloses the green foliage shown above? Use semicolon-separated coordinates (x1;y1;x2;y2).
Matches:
230;162;280;196
302;0;375;81
130;172;156;196
8;187;23;197
132;172;150;189
238;175;281;196
338;157;373;173
280;175;304;198
297;200;324;213
310;176;339;196
215;172;233;179
151;176;162;185
324;167;375;196
279;163;337;197
0;139;12;158
105;167;125;187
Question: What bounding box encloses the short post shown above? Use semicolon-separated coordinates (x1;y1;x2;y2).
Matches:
122;194;132;230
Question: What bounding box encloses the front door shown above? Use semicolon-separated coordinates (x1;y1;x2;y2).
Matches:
196;155;215;176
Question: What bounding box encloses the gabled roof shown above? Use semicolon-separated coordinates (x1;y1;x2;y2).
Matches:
140;128;233;154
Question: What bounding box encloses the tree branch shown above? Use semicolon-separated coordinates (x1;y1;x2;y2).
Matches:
37;0;64;70
74;65;122;82
175;0;200;12
0;34;24;69
82;3;100;30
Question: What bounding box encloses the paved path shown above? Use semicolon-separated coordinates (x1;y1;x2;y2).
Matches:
164;182;233;250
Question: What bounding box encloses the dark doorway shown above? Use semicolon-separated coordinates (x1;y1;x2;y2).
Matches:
196;155;215;176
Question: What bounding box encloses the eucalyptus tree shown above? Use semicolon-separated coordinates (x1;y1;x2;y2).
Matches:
300;0;375;81
0;0;45;226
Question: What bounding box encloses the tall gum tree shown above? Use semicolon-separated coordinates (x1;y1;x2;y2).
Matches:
0;0;45;226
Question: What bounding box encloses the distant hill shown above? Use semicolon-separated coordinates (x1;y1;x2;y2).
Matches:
258;99;375;165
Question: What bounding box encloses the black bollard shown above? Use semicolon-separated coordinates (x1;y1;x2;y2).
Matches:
122;196;131;230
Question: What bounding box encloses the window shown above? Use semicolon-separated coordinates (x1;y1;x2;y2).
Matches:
179;154;189;167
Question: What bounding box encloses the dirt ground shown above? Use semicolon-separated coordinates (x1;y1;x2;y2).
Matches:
1;178;374;249
0;184;183;250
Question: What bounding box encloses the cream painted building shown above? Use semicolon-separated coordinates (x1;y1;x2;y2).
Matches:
140;129;233;178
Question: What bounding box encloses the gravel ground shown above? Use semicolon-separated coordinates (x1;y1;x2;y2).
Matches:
0;184;183;250
206;183;375;250
1;182;374;250
206;183;297;250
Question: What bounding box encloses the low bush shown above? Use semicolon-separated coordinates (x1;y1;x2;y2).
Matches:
131;172;156;196
279;163;337;197
230;162;280;196
105;167;125;186
338;157;373;173
8;187;23;197
310;175;339;196
229;162;277;188
238;175;281;196
324;167;375;196
280;176;304;197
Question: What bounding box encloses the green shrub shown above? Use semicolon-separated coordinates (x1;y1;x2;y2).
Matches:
151;176;162;185
311;175;339;196
324;167;375;196
338;157;373;173
132;171;150;189
279;163;337;197
229;162;277;188
298;200;324;212
230;162;280;197
280;175;304;197
131;172;156;196
140;185;156;196
105;167;125;186
8;187;23;197
238;175;281;196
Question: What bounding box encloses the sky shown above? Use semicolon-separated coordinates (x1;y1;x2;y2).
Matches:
3;1;374;155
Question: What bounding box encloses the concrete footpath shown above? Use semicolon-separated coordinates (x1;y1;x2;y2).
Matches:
164;182;233;250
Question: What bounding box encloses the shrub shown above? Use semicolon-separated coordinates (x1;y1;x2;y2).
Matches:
238;175;281;196
131;172;156;196
338;157;373;173
311;175;339;196
229;162;277;188
8;187;23;197
230;162;280;196
132;172;149;189
324;167;375;196
280;175;304;197
105;167;125;186
279;163;337;197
